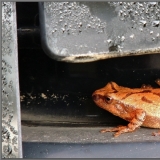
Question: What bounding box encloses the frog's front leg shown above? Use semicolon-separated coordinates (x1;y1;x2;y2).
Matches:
100;109;146;137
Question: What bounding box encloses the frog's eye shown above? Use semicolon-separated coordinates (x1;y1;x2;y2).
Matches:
105;96;112;104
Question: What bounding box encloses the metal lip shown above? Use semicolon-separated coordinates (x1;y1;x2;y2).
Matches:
38;2;160;63
39;2;66;61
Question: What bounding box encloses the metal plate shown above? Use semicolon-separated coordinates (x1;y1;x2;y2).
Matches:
39;2;160;62
23;141;160;158
22;126;160;158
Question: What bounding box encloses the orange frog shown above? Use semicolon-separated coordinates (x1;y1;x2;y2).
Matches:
92;79;160;137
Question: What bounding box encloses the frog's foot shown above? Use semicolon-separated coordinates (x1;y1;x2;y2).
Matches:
100;126;133;137
155;79;160;86
101;109;146;137
152;130;160;136
100;125;140;137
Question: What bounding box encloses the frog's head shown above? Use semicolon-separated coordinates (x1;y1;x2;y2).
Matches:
92;82;119;110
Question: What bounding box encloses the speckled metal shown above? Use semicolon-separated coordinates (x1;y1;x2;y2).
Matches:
2;2;22;158
39;2;160;62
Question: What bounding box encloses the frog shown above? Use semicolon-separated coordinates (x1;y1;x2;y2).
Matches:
92;79;160;137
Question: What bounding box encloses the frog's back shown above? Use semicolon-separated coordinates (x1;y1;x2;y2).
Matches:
120;89;160;115
119;88;160;128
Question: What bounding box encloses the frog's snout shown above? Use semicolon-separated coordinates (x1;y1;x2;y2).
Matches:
92;93;103;102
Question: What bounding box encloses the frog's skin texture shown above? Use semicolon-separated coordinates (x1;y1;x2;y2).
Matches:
92;79;160;137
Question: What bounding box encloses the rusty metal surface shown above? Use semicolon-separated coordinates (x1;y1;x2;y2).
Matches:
39;2;160;62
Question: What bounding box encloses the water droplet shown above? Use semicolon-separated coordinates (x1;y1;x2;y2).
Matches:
130;34;134;38
138;3;143;7
152;20;160;27
119;10;123;15
149;2;157;6
139;20;147;27
156;33;159;37
79;22;82;26
61;28;65;32
64;23;67;26
121;36;125;42
152;37;155;41
150;31;153;34
87;24;91;28
107;39;112;43
53;28;57;33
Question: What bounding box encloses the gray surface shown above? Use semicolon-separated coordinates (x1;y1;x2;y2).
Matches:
22;126;160;158
22;141;160;158
39;2;160;62
22;126;160;143
2;2;22;158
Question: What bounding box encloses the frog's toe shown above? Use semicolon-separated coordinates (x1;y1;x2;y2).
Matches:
152;130;160;136
114;132;121;137
100;128;112;133
100;126;124;133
